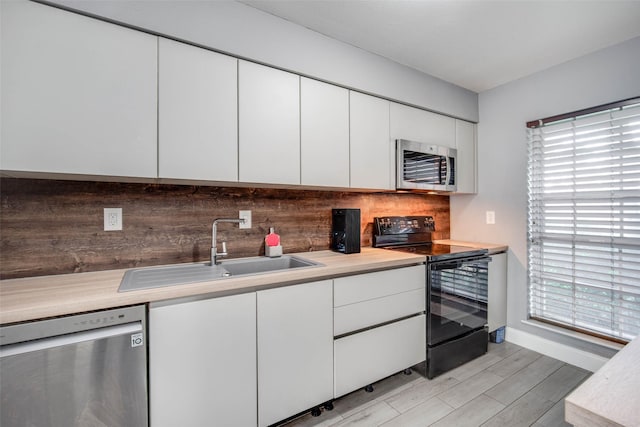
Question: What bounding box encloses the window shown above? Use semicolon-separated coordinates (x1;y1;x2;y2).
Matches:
527;97;640;343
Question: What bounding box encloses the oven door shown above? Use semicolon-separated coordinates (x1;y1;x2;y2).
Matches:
427;255;490;347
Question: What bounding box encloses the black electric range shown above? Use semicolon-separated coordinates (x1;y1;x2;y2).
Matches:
373;216;491;379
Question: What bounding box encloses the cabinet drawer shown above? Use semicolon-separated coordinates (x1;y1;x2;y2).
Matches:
334;288;425;335
334;314;426;398
334;265;425;307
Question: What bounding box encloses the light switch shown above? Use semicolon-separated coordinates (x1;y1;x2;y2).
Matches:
239;210;252;229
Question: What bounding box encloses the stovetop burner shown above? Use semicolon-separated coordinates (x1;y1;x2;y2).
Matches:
384;243;487;262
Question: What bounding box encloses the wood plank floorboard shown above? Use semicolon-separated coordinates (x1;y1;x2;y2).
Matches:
480;391;555;427
381;397;454;427
531;400;573;427
384;373;459;413
484;355;565;406
279;342;592;427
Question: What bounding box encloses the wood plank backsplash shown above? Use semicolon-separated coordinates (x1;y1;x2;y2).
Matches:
0;178;449;279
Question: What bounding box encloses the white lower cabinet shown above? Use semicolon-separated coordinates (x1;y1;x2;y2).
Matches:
149;293;257;427
257;280;334;427
333;266;426;398
148;267;426;426
488;251;508;332
334;315;426;398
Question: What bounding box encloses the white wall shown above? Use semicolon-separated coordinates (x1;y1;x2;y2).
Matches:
451;36;640;364
43;0;477;122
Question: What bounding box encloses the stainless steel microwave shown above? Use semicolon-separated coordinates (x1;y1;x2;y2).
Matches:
396;139;457;192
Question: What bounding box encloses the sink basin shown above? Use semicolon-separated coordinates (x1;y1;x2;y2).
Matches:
118;255;322;292
222;256;317;276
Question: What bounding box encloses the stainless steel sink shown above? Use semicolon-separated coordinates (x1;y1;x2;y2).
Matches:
118;255;322;292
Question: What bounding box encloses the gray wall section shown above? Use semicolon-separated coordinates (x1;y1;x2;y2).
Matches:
43;0;478;122
451;36;640;357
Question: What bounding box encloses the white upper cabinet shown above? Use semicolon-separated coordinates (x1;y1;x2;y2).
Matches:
158;38;238;182
0;1;157;178
238;61;300;185
1;1;476;194
390;102;456;148
350;91;392;190
455;119;478;194
300;78;350;188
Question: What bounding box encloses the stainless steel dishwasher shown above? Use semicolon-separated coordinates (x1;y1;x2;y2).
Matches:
0;305;148;427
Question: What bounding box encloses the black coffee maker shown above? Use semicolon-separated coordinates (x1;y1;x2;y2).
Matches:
331;208;361;254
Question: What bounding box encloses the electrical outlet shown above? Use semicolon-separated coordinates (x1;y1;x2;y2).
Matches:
486;210;496;225
239;210;252;229
104;208;123;231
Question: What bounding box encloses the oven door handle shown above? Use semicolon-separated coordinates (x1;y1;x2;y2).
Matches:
430;255;491;271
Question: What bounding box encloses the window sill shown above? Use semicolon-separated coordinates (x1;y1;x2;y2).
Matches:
521;319;624;352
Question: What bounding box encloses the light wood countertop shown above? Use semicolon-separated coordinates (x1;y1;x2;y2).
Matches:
0;248;425;325
565;335;640;426
433;239;508;255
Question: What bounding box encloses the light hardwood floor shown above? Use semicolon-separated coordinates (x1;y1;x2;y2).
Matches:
280;342;590;427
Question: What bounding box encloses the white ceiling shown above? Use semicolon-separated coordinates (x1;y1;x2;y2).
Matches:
240;0;640;93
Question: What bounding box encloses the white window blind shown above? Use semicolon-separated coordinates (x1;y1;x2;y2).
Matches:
527;98;640;342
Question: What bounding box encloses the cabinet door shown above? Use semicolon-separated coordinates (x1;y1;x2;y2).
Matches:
455;119;478;194
257;280;333;427
0;1;157;178
238;61;300;185
390;103;456;148
350;92;392;190
300;78;350;187
488;252;508;331
149;293;257;427
158;38;238;182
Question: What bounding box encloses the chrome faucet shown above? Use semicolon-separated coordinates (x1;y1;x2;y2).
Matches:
211;218;246;265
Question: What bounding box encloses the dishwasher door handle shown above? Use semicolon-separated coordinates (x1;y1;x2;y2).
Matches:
0;321;142;358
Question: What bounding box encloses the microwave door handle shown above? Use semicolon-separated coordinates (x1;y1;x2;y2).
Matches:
444;157;451;186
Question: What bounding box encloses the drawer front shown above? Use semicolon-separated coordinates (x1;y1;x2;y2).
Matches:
334;314;426;398
334;265;425;307
334;288;425;335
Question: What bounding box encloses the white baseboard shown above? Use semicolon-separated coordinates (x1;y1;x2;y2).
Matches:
505;326;610;372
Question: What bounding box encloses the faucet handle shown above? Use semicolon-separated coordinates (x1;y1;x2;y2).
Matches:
221;241;228;254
